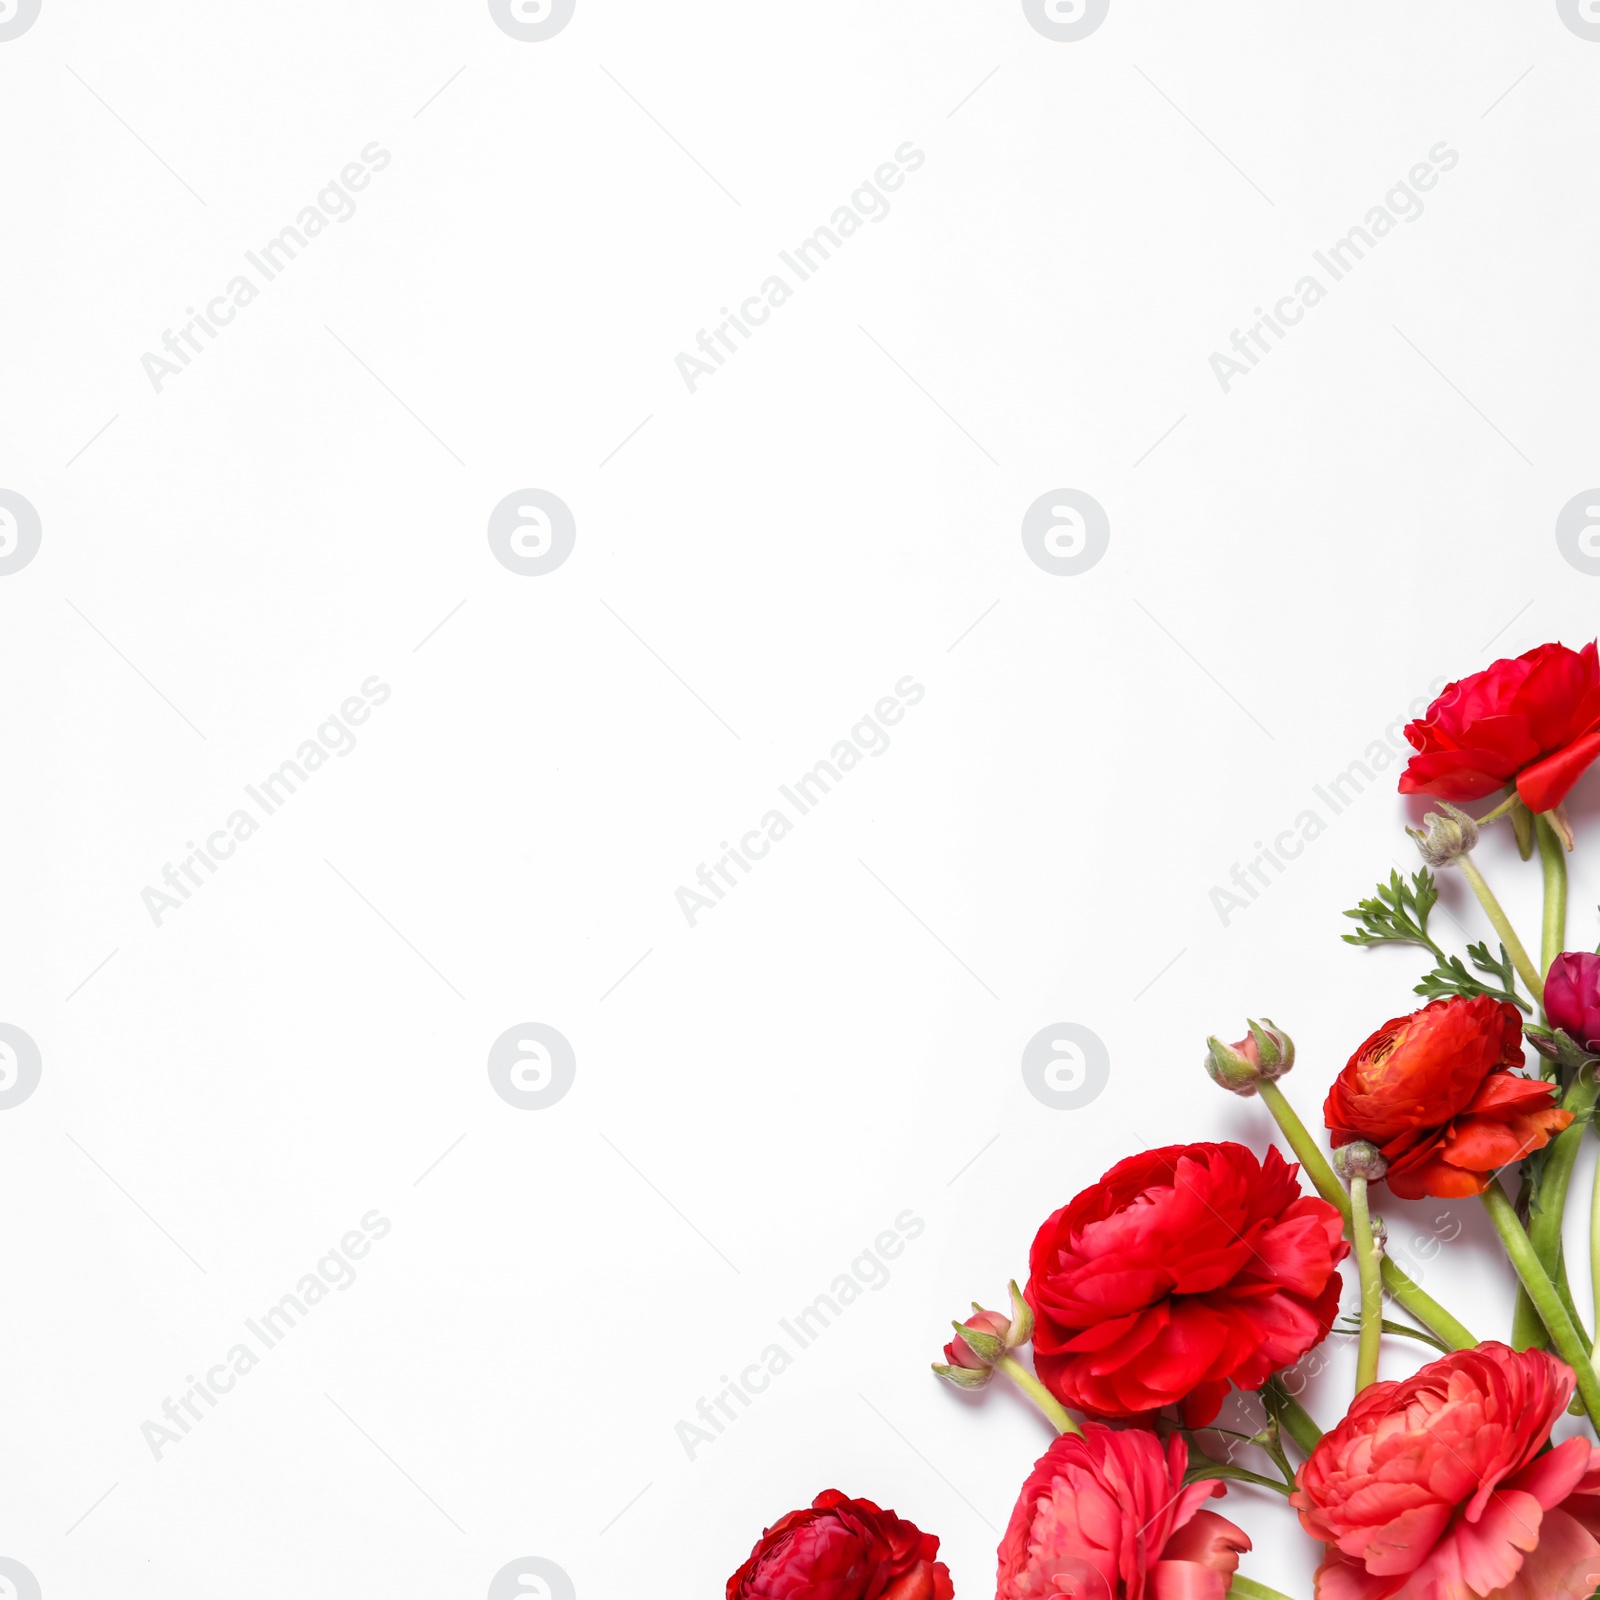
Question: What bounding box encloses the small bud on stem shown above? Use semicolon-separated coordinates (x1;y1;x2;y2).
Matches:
1204;1019;1295;1096
1407;801;1479;868
1333;1141;1389;1183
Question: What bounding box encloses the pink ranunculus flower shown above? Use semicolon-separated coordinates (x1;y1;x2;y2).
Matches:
1292;1341;1600;1600
1545;951;1600;1052
997;1423;1249;1600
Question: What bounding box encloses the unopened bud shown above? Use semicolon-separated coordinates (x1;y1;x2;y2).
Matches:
1204;1018;1295;1096
1333;1141;1389;1182
1369;1213;1388;1261
1408;802;1478;868
943;1308;1010;1372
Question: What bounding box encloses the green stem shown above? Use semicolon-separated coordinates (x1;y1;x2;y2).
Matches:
1591;1144;1600;1391
1258;1081;1477;1350
1350;1176;1383;1392
1458;855;1545;1004
1482;1180;1600;1426
1475;790;1522;825
1536;811;1569;980
995;1354;1081;1436
1514;1067;1599;1350
1533;1074;1599;1285
1187;1460;1292;1497
1231;1579;1302;1600
1262;1375;1323;1453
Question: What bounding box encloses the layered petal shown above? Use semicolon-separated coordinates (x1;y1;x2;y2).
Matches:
1325;997;1562;1201
1400;642;1600;810
1025;1143;1347;1421
728;1490;953;1600
1292;1344;1596;1600
998;1426;1250;1600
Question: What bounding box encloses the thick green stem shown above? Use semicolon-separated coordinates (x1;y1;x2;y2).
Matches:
1513;1068;1598;1350
1532;1074;1599;1286
1230;1579;1302;1600
1482;1180;1600;1426
1258;1081;1477;1350
995;1354;1081;1436
1458;855;1545;1004
1350;1177;1383;1392
1536;811;1569;979
1591;1146;1600;1390
1262;1375;1323;1453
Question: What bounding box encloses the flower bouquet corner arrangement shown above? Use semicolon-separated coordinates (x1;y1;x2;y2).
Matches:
725;640;1600;1600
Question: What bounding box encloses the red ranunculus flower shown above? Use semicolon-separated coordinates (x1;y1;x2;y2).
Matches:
1546;951;1600;1052
1399;641;1600;813
1325;995;1570;1200
1293;1342;1600;1600
727;1489;953;1600
1024;1141;1348;1426
998;1423;1250;1600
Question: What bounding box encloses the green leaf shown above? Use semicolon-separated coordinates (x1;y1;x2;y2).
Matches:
1341;869;1442;953
1413;941;1530;1013
1336;1315;1451;1354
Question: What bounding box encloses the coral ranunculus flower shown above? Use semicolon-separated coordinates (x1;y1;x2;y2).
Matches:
726;1490;953;1600
998;1424;1250;1600
1399;641;1600;813
1293;1342;1600;1600
1024;1142;1348;1427
1325;995;1569;1200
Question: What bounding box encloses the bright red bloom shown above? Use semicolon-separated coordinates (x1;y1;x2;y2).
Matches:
1024;1142;1347;1427
727;1490;953;1600
998;1423;1250;1600
1293;1342;1600;1600
1545;952;1600;1052
1399;641;1600;813
1325;995;1569;1200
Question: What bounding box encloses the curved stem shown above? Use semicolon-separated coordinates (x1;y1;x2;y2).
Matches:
1457;855;1544;1004
1231;1581;1302;1600
1188;1460;1292;1497
1536;810;1569;981
1258;1081;1477;1350
1350;1177;1383;1392
995;1354;1081;1436
1262;1375;1323;1453
1482;1179;1600;1427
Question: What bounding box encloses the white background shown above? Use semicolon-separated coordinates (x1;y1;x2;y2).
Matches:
5;2;1600;1596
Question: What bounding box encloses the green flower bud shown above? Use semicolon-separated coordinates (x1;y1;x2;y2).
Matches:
1407;802;1479;868
1204;1018;1295;1096
1333;1140;1389;1182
